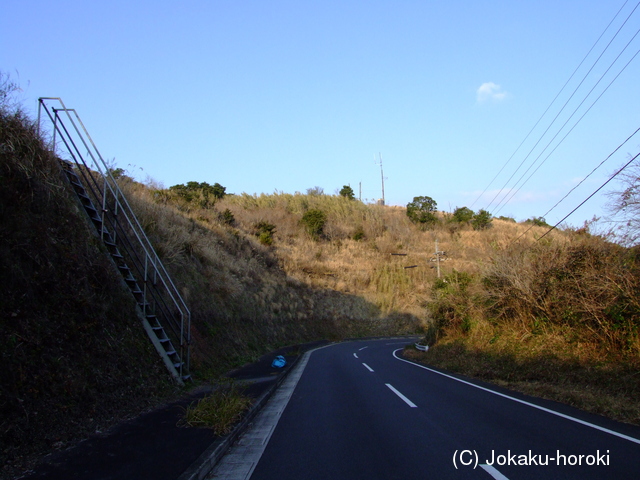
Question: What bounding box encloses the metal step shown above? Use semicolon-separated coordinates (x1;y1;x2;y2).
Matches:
46;101;191;384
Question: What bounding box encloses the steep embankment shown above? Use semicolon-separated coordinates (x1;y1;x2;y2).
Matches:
0;106;177;477
117;181;422;376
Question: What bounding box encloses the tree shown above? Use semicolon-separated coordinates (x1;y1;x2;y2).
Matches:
452;206;474;223
471;209;493;230
607;160;640;245
211;182;226;199
406;196;438;226
306;186;324;196
339;185;355;200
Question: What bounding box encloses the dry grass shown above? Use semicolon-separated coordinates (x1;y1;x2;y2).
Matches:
118;182;423;376
216;194;560;326
405;332;640;426
405;228;640;426
142;190;572;348
180;382;253;436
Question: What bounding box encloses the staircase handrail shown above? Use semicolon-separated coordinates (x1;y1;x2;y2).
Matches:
37;97;191;372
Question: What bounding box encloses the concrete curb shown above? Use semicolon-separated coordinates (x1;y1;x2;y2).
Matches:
176;355;302;480
177;337;415;479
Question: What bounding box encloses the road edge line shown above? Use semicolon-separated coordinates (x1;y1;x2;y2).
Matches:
392;349;640;446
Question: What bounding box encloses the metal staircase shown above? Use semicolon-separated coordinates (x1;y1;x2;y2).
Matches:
38;98;191;384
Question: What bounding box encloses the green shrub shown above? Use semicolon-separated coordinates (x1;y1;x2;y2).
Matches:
255;221;276;245
525;216;550;228
428;270;475;342
169;181;226;208
353;225;366;241
422;321;441;346
471;209;493;230
452;206;474;223
301;209;327;239
220;208;235;226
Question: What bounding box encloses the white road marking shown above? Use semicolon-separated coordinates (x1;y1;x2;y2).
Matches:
353;353;358;358
392;349;640;445
481;464;509;480
385;383;417;408
359;346;368;351
362;363;374;372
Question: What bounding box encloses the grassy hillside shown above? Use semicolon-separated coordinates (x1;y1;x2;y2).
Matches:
153;185;640;425
0;95;418;477
118;180;422;378
3;82;639;477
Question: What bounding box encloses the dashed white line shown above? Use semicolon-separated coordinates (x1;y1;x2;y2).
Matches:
362;363;374;372
353;353;358;358
481;464;509;480
385;383;417;408
359;346;368;351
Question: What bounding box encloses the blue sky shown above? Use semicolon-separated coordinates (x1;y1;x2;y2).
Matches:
3;1;640;227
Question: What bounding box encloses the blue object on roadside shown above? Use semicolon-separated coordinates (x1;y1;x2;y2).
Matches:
271;355;286;368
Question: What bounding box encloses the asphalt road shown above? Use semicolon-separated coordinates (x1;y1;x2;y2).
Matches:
218;338;640;479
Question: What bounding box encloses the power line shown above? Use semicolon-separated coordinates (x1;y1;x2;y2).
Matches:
471;1;632;209
538;126;640;221
494;37;640;215
479;0;640;211
508;125;640;245
537;150;640;241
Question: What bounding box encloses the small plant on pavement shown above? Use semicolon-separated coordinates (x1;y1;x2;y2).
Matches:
181;380;253;436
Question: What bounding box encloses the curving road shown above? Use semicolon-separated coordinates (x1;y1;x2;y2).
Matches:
211;338;640;479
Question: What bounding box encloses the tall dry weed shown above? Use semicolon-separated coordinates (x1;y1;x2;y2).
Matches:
481;236;640;356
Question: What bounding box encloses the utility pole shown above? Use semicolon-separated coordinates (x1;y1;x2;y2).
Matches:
435;239;441;278
433;238;447;278
376;152;385;205
359;181;362;201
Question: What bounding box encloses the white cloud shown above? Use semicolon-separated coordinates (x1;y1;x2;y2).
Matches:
476;82;508;103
